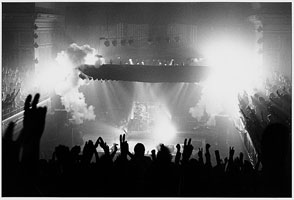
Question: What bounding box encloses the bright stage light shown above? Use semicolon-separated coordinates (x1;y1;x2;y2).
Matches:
200;35;264;118
35;62;67;92
152;106;176;144
35;48;101;93
34;54;75;93
84;52;99;66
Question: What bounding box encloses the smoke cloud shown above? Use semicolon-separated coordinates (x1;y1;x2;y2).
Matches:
55;43;98;124
189;85;226;122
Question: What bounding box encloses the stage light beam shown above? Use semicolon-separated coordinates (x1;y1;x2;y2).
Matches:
197;35;264;118
152;106;176;144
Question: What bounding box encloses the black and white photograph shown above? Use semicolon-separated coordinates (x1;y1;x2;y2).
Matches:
1;2;292;197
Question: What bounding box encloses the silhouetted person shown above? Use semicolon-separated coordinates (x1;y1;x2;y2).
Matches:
146;144;180;196
260;123;291;197
2;94;47;196
128;143;152;196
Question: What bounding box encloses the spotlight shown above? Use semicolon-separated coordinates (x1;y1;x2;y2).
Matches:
165;37;171;43
152;107;176;143
201;36;263;117
147;38;153;45
104;40;110;47
121;39;126;46
128;39;134;45
112;40;117;46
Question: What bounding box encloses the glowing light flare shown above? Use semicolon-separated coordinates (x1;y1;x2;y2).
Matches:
200;36;264;118
152;106;176;144
84;53;99;65
54;51;88;93
32;44;98;124
34;58;73;92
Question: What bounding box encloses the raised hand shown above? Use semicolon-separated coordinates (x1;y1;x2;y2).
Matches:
229;147;235;159
206;143;211;150
19;94;47;167
21;94;47;143
227;147;235;171
182;138;193;162
151;149;156;161
82;140;96;163
119;134;129;158
198;147;204;164
239;152;244;164
110;143;118;160
175;144;181;165
205;143;212;167
224;157;228;164
98;137;110;155
215;150;222;166
112;143;118;153
94;137;100;148
198;147;203;157
176;144;181;152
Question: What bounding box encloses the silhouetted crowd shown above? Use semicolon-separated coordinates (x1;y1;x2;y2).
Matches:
2;90;291;197
2;66;49;119
238;72;291;156
2;67;23;114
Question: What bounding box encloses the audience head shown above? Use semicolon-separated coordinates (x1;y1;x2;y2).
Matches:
134;143;145;157
258;96;266;104
55;145;70;162
157;144;172;163
261;123;290;169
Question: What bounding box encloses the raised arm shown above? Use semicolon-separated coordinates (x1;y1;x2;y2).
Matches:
182;138;193;163
119;134;129;160
110;143;118;160
20;94;47;167
175;144;181;165
198;147;204;166
205;143;212;168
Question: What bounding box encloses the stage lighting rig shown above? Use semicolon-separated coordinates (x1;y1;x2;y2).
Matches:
104;40;110;47
112;40;117;46
121;39;126;46
128;39;134;45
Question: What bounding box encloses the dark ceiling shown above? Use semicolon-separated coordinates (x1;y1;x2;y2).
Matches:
3;2;291;25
